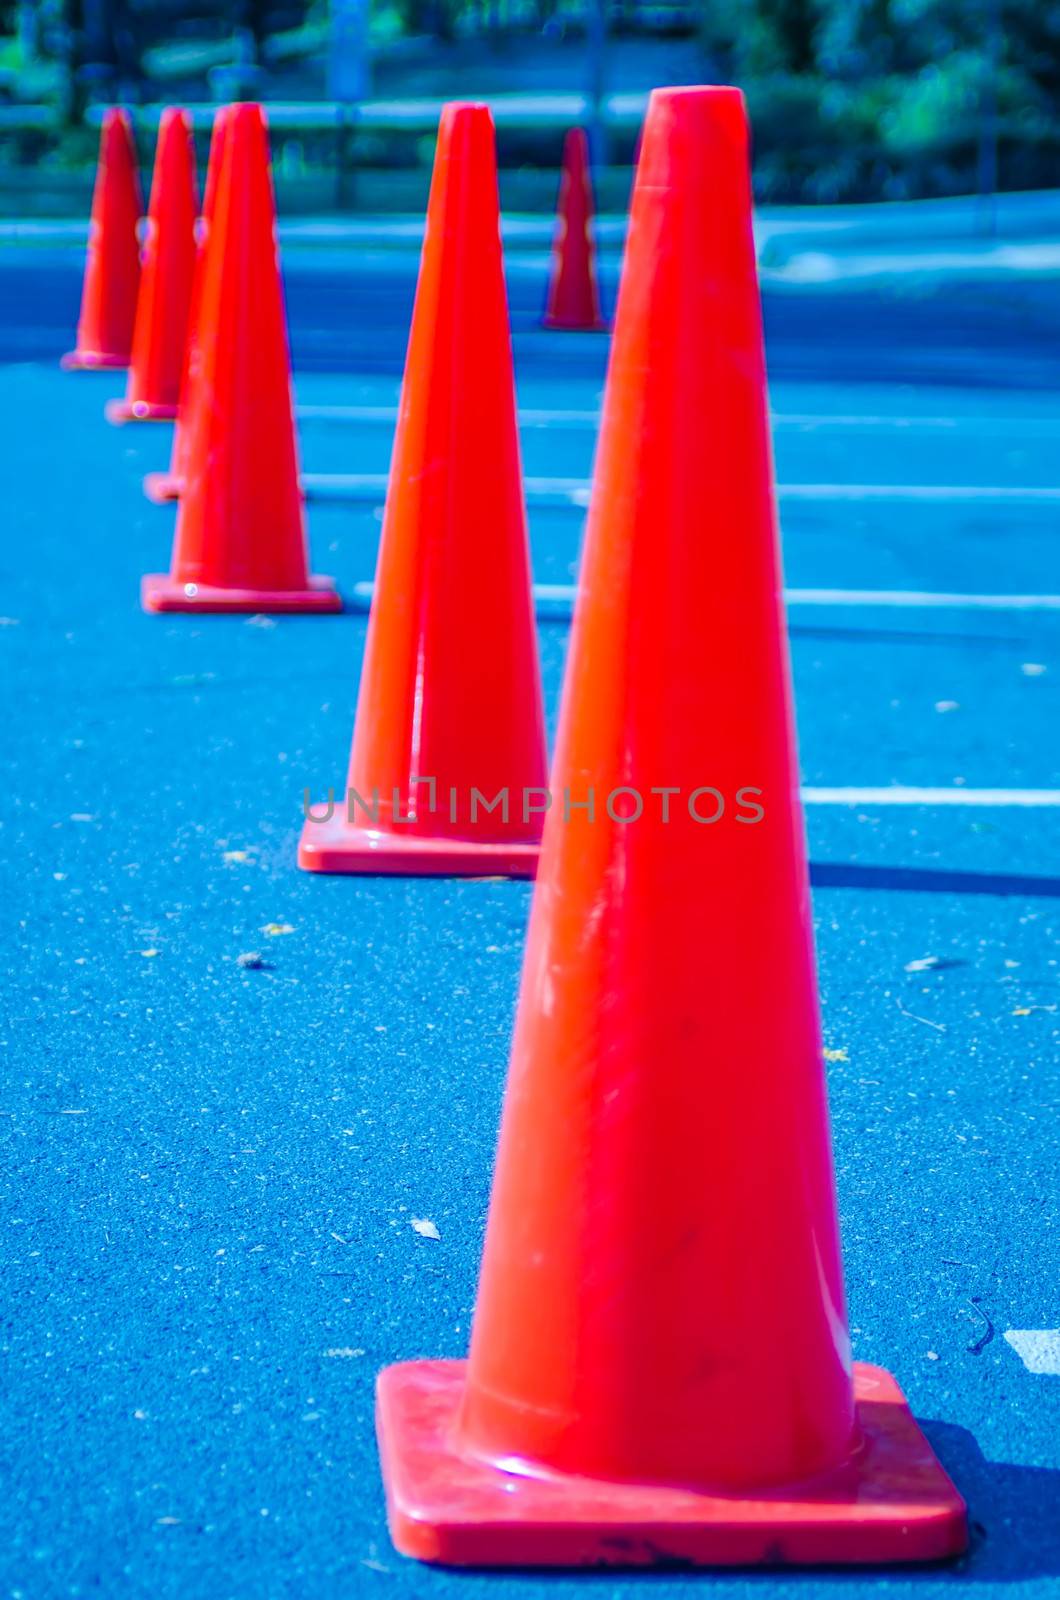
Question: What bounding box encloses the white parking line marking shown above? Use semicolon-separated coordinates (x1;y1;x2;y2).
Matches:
302;472;590;506
303;472;388;498
297;405;399;422
802;788;1060;807
294;404;1060;438
296;404;599;426
304;472;1060;508
781;484;1060;502
351;580;1060;614
788;589;1060;609
1004;1329;1060;1374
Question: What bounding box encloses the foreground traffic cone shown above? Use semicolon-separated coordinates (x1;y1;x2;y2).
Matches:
141;103;339;614
542;127;607;331
61;108;142;370
144;105;230;502
298;104;546;877
375;86;967;1567
106;107;198;423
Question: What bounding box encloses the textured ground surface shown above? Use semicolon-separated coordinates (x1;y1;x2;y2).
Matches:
0;233;1058;1598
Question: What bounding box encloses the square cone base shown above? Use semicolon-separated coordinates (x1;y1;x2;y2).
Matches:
376;1360;968;1569
60;349;129;371
298;817;539;879
106;397;179;423
143;471;182;504
141;573;342;615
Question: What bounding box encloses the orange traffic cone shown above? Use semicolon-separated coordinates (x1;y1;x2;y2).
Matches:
61;108;142;371
298;104;546;877
143;105;231;502
141;103;340;614
106;107;198;423
375;87;967;1567
543;127;607;331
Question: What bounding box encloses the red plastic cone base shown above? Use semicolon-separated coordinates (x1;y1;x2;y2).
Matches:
60;349;129;372
298;817;539;879
141;573;341;615
143;471;183;503
106;397;180;424
376;1361;967;1569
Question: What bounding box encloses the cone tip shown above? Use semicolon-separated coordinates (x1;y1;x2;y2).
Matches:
227;101;267;131
439;101;494;131
635;84;751;191
221;102;270;150
157;105;191;136
646;83;747;129
102;105;134;136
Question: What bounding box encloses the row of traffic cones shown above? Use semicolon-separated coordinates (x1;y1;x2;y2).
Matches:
62;87;968;1568
63;104;606;624
62;106;607;383
65;104;339;612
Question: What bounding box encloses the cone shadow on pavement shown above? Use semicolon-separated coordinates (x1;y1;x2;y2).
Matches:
106;107;198;424
297;102;547;878
61;108;142;372
141;103;340;615
374;85;968;1567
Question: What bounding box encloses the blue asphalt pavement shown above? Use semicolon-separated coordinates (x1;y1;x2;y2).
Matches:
0;231;1058;1600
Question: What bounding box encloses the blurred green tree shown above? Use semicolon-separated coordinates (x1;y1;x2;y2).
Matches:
702;0;1060;198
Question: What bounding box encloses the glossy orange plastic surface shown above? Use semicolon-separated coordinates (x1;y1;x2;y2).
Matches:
106;108;198;423
375;86;967;1566
142;104;340;615
61;109;142;371
543;127;607;331
147;106;233;499
298;103;546;877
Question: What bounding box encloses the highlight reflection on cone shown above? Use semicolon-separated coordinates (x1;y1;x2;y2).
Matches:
298;103;546;878
374;86;967;1568
141;103;339;615
106;107;198;424
61;108;142;371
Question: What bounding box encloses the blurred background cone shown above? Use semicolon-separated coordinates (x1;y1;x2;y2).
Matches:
141;104;340;614
143;106;231;501
542;127;607;331
106;107;198;423
298;103;546;878
61;108;143;371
